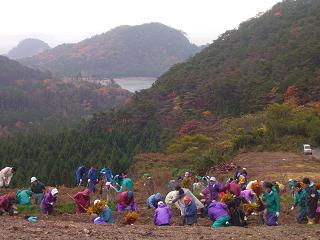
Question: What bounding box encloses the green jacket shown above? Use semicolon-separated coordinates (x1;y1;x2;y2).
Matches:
121;178;133;191
293;189;307;210
16;189;32;205
262;187;281;213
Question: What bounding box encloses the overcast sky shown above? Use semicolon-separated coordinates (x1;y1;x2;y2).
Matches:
0;0;281;53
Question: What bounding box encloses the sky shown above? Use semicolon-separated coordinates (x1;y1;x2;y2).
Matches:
0;0;281;53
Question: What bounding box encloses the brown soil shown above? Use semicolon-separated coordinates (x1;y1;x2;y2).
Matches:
1;151;319;239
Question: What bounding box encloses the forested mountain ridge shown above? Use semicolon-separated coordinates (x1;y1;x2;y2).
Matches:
7;38;50;60
20;23;199;78
0;56;131;133
0;55;51;83
3;0;320;186
90;0;320;133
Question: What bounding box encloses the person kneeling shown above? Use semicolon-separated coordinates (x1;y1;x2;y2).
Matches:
93;200;115;224
154;201;171;226
208;200;230;228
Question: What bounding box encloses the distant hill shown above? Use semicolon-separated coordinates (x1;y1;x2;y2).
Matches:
0;56;131;132
8;38;50;59
20;23;199;78
0;55;51;83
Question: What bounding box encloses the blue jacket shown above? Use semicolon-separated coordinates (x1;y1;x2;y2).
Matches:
100;168;113;182
76;166;86;178
88;167;98;182
147;193;162;209
100;208;115;223
184;200;197;225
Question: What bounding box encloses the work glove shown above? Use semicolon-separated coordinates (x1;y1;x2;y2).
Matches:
275;212;280;217
290;206;294;211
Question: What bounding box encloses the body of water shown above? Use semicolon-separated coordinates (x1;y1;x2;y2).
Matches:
113;77;157;92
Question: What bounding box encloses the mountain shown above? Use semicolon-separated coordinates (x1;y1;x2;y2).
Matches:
0;56;131;132
0;55;51;84
20;23;199;78
7;38;50;59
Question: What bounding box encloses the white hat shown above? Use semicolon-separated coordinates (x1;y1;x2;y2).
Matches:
185;172;190;176
289;179;293;181
210;177;216;182
243;168;247;170
157;201;164;206
94;199;101;205
105;182;111;186
30;177;37;183
51;188;58;196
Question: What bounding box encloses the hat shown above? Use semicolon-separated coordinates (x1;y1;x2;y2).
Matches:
157;201;164;206
289;179;293;181
185;172;190;177
51;188;58;196
105;182;111;186
30;177;37;183
210;177;216;182
184;195;191;205
243;168;247;170
94;199;100;205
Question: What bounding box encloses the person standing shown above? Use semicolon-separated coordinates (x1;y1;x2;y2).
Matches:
30;177;46;205
183;195;197;225
76;166;86;186
303;177;319;224
145;177;155;196
0;167;16;188
88;167;98;193
262;182;280;226
290;182;308;224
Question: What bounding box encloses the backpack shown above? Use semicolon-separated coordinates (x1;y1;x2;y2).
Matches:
229;207;247;227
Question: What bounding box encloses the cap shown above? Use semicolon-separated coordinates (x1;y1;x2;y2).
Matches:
94;199;100;205
30;177;37;183
51;188;58;196
184;195;191;204
243;168;247;170
185;172;190;177
157;201;164;206
210;177;216;182
105;182;111;186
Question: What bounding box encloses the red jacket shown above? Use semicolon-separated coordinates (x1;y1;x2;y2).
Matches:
225;180;241;197
118;192;134;206
74;189;90;213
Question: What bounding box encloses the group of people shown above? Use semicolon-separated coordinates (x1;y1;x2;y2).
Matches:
1;165;319;228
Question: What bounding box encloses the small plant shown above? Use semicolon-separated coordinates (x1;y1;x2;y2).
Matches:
220;192;233;203
124;211;139;224
86;200;107;215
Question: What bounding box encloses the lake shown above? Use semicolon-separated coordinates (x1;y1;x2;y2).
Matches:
113;77;157;92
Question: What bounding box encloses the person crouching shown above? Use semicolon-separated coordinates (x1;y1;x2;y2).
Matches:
208;200;230;228
40;188;58;215
74;189;90;214
93;200;115;224
154;201;171;226
117;191;137;213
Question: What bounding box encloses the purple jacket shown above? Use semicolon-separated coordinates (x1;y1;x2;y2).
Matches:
240;189;254;202
40;192;56;211
208;201;229;221
154;204;171;226
202;182;222;201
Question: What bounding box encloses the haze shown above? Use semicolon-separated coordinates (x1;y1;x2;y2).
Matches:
0;0;280;53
